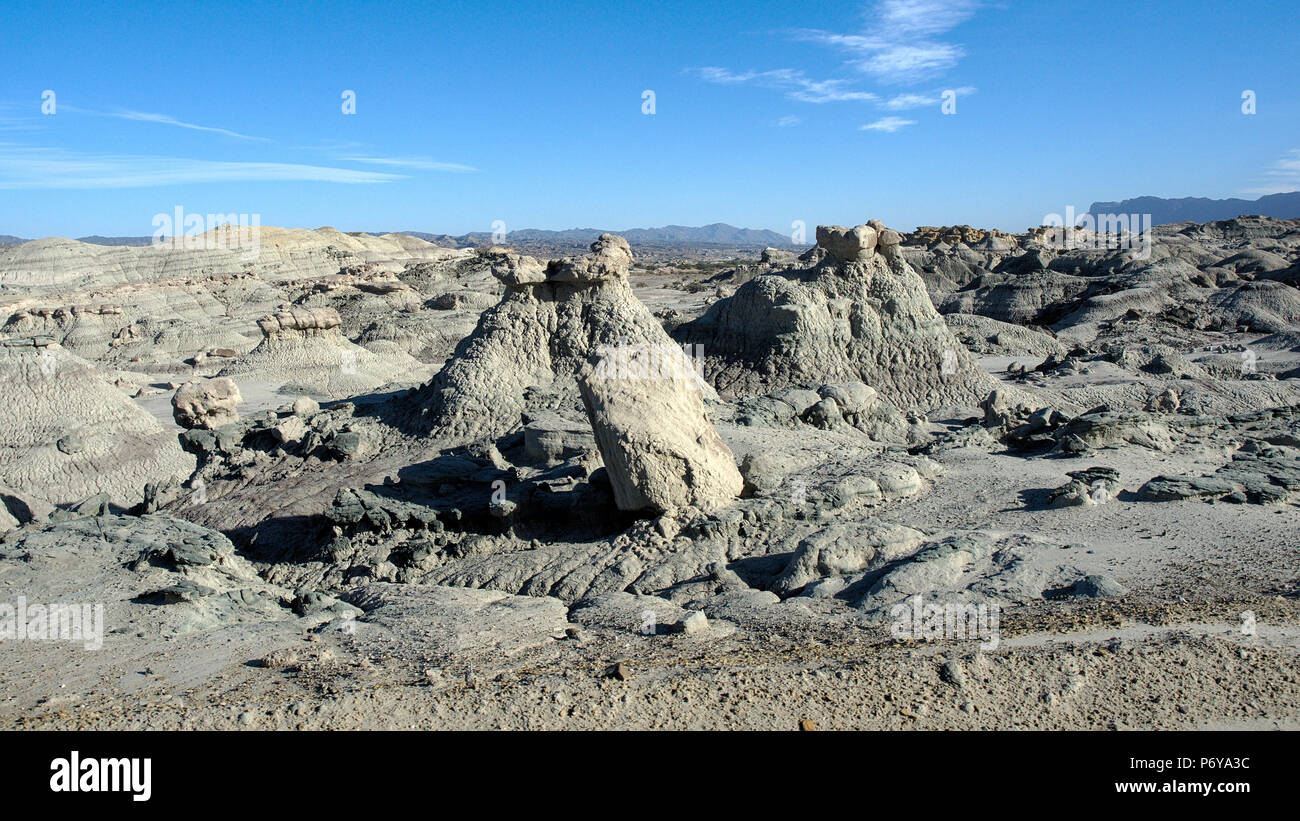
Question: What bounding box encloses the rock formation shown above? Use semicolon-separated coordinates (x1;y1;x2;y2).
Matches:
172;377;243;429
219;306;423;398
676;222;1002;411
577;346;742;513
0;335;193;506
406;234;718;440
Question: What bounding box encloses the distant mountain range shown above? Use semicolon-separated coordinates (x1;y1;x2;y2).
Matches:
9;201;1300;250
0;234;154;246
395;223;795;249
1088;191;1300;226
0;223;795;250
73;235;154;246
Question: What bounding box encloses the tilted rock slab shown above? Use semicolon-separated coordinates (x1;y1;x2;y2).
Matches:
577;346;742;513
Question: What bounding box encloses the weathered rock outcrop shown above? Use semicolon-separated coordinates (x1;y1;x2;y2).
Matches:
219;306;422;398
0;228;464;293
405;234;717;441
578;346;742;513
0;336;194;506
675;222;1002;411
172;377;243;430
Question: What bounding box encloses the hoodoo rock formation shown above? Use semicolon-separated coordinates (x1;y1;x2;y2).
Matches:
219;306;422;398
3;212;1299;730
406;234;719;440
676;222;1001;411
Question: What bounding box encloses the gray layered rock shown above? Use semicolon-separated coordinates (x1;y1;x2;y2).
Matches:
405;234;717;441
771;521;926;595
578;346;742;513
1139;441;1300;504
676;222;1002;411
1048;466;1122;506
341;583;571;656
0;336;194;506
172;377;243;430
0;513;294;637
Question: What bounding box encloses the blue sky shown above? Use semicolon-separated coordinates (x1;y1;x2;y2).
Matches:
1;0;1297;237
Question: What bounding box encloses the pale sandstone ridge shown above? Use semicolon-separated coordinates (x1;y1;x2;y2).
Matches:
0;228;480;382
219;305;423;399
256;306;345;337
578;346;742;513
0;335;193;506
676;221;1001;411
0;227;465;293
407;234;717;441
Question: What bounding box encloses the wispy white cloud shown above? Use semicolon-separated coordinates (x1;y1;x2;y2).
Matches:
775;115;803;127
690;1;980;129
341;155;477;173
882;86;976;110
860;116;916;133
795;0;980;84
0;104;46;132
111;110;267;141
62;105;267;141
1242;149;1300;195
694;67;877;104
0;120;43;132
870;0;980;39
0;145;405;189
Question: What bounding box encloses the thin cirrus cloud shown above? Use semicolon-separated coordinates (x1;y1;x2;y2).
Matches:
60;105;269;141
882;86;976;110
341;155;478;173
0;145;405;189
1243;149;1300;195
692;1;979;128
0;117;42;133
694;67;877;104
110;110;268;141
795;0;980;84
860;116;916;133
